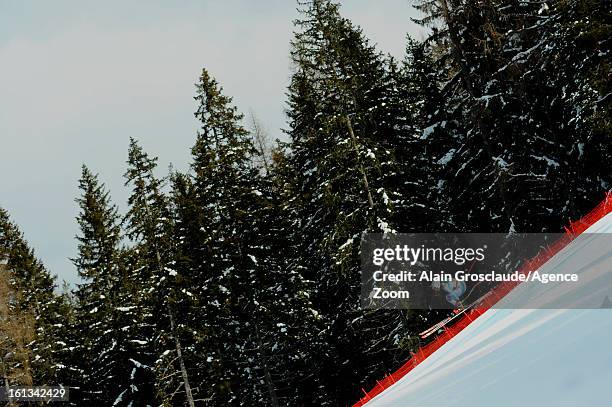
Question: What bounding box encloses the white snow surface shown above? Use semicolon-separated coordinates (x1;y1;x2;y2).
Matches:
366;212;612;407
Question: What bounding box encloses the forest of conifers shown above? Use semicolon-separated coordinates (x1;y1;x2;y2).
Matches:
0;0;610;405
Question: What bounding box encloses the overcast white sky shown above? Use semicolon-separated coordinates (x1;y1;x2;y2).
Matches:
0;0;422;284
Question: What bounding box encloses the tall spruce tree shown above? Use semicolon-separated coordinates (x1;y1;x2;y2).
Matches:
285;1;432;403
123;139;195;407
185;68;323;406
73;166;152;405
386;38;453;232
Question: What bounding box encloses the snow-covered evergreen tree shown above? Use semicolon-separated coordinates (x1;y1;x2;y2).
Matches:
186;68;323;406
123;138;196;407
1;2;608;404
73;166;153;405
413;0;611;233
284;1;433;402
0;208;69;388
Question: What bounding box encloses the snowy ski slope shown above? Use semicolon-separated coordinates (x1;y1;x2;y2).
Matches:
365;212;612;407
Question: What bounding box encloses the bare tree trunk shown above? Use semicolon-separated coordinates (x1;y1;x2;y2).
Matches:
168;306;195;407
151;233;195;407
1;361;15;407
4;378;15;407
249;112;271;172
439;0;475;95
345;115;375;209
316;25;375;210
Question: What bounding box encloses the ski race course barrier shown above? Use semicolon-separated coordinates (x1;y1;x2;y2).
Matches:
352;192;612;407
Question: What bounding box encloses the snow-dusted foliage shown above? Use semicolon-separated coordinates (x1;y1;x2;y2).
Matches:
413;0;611;233
0;0;608;405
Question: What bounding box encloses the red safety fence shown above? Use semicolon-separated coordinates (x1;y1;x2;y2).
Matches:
352;191;612;407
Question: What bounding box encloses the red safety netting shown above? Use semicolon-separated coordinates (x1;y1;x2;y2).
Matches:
352;192;612;407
